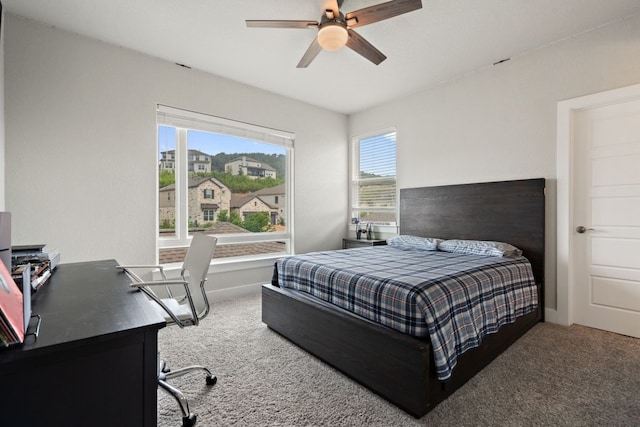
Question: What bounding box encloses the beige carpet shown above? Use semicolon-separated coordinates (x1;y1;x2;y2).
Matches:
157;292;640;426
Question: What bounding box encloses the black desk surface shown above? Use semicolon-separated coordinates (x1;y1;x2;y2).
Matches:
0;258;166;363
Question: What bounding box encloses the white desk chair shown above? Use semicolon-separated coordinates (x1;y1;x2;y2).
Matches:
118;233;217;427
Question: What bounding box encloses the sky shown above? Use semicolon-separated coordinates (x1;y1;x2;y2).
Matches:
158;126;285;156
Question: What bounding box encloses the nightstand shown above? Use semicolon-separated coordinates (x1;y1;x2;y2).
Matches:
342;238;387;249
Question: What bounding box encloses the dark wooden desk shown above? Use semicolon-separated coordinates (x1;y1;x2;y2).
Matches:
0;259;166;427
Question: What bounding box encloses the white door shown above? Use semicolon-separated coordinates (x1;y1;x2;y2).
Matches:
573;99;640;338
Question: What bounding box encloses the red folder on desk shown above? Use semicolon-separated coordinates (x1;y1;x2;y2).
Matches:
0;259;24;346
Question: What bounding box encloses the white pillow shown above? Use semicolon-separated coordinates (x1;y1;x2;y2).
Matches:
387;235;442;251
437;239;523;257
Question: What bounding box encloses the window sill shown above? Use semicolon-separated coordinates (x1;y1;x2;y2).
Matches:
157;253;283;277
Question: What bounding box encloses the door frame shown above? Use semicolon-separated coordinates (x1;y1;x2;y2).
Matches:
556;83;640;326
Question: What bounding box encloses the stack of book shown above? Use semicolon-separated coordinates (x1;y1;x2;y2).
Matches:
0;259;25;347
11;244;59;293
12;261;51;293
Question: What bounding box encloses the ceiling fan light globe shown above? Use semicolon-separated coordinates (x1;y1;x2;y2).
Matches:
317;24;348;51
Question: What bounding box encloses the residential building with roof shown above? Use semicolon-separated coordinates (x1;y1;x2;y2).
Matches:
250;184;286;225
159;176;230;225
230;193;278;225
160;149;212;174
224;156;276;179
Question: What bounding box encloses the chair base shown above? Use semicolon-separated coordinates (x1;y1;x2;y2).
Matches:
158;359;217;427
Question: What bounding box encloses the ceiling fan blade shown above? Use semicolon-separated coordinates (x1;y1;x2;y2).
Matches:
297;38;323;68
246;20;318;29
345;0;422;28
345;29;386;65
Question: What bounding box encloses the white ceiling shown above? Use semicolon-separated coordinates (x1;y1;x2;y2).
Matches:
4;0;640;114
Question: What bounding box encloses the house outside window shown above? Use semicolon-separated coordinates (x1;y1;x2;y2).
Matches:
350;129;397;230
157;105;294;264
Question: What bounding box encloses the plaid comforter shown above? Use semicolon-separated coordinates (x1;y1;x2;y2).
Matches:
276;246;538;380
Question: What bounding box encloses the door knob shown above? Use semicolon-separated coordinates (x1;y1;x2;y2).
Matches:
576;226;595;233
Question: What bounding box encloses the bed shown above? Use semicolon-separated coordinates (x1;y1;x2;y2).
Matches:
262;178;545;417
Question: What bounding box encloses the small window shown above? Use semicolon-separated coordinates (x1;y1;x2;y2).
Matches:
203;209;215;221
351;130;397;225
203;189;214;199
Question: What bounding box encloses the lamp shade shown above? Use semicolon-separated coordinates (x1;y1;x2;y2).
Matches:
317;23;348;51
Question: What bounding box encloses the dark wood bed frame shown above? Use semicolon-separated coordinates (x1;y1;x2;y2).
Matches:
262;178;545;417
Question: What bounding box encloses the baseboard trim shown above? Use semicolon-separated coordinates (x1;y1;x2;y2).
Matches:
544;308;558;324
209;282;262;302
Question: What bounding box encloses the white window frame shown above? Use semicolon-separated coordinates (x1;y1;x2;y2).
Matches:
156;105;295;266
349;128;399;235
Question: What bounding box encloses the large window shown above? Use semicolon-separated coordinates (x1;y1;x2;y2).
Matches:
157;105;294;264
351;130;397;227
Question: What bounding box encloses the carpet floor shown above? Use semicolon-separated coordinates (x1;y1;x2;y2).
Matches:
157;292;640;426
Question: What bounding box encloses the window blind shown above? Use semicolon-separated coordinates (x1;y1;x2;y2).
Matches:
359;132;396;178
157;105;294;148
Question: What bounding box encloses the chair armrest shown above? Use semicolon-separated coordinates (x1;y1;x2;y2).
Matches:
118;264;167;282
117;264;165;271
129;280;188;288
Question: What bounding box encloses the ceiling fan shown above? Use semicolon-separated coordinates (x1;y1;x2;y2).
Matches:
246;0;423;68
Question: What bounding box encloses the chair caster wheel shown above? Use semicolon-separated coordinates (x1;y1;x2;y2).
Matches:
206;375;217;385
182;413;197;427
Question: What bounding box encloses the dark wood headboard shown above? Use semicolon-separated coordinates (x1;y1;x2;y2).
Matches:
399;179;545;292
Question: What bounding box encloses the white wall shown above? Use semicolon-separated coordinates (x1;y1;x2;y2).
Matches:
4;15;348;291
0;9;5;210
8;12;640;304
349;14;640;311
